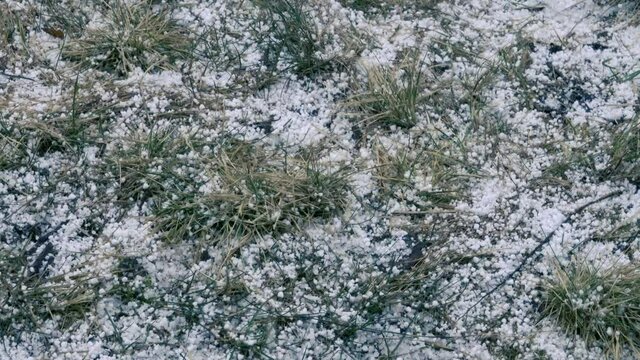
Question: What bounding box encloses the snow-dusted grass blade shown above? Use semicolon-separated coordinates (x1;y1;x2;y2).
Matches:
542;259;640;359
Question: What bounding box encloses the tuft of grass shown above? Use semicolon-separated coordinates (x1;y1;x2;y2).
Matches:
0;119;29;171
105;126;196;203
18;77;117;156
339;237;458;357
153;141;352;245
63;1;191;75
541;259;640;359
0;247;96;336
343;54;425;129
253;0;359;78
41;0;91;39
0;4;32;58
373;142;416;188
0;5;16;49
594;219;639;252
603;116;640;185
369;132;473;213
495;36;535;110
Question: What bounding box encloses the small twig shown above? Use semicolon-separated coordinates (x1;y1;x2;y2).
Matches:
0;71;36;81
391;210;458;216
27;220;69;255
27;220;70;276
457;190;623;320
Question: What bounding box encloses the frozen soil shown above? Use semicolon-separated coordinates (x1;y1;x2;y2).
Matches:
1;0;640;359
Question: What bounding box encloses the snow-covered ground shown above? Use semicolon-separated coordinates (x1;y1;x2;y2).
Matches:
1;0;639;359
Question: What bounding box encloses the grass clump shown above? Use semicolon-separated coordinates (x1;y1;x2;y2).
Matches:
594;219;640;250
108;256;154;305
343;55;425;129
41;0;91;39
596;0;640;24
0;119;28;171
153;141;352;245
254;0;359;78
541;259;640;359
601;0;640;8
373;142;416;188
603;116;639;185
370;134;472;211
0;247;96;336
18;78;117;155
0;5;18;49
255;0;330;77
63;1;191;75
533;148;596;189
0;4;33;58
106;126;196;203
